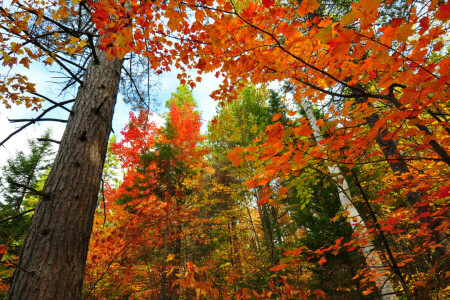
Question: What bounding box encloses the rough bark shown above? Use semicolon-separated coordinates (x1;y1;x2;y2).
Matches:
8;49;123;299
301;98;398;300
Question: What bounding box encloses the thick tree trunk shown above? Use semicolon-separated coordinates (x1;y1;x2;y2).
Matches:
8;49;123;299
301;98;398;300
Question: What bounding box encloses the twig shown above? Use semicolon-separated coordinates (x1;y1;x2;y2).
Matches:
101;178;106;226
29;92;73;113
1;99;74;146
37;138;60;144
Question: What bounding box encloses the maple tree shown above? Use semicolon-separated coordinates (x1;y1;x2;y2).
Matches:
84;87;211;299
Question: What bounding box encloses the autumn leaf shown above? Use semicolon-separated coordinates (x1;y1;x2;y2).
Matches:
262;0;275;8
326;28;357;54
287;110;297;117
166;253;175;262
272;112;282;121
315;26;332;44
318;257;327;265
435;2;450;21
297;0;319;17
269;263;287;271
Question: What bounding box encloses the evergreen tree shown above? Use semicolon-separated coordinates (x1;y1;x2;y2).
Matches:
0;130;54;295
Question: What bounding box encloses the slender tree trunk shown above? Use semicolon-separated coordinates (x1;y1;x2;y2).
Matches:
246;205;261;251
8;49;123;299
257;203;277;265
160;211;170;300
301;98;398;300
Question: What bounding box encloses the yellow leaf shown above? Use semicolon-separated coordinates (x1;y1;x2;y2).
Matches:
166;253;175;262
341;11;357;27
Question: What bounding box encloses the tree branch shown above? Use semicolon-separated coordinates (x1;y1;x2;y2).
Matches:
9;181;49;197
0;99;74;146
37;138;60;144
0;209;35;225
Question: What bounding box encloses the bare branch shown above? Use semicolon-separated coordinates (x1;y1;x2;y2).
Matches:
37;138;61;144
8;118;68;123
0;99;74;146
29;92;73;113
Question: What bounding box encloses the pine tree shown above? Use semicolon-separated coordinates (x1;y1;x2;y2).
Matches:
0;131;54;295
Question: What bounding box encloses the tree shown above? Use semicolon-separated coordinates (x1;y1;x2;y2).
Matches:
84;87;209;299
0;131;54;295
0;0;125;294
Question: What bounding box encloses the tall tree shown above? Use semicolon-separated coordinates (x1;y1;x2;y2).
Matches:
0;0;124;295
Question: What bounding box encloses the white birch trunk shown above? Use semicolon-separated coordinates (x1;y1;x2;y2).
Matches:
300;98;397;300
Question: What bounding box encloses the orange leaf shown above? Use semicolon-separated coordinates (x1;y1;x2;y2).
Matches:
287;110;297;116
435;2;450;21
272;112;282;121
297;0;319;17
341;10;357;27
269;263;287;271
315;26;332;44
318;257;327;265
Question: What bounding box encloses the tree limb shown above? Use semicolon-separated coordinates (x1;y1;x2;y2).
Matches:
9;181;49;197
0;209;35;225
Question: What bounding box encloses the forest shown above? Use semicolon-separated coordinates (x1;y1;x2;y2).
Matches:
0;0;449;299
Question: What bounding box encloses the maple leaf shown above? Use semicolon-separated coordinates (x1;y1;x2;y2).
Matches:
326;28;357;54
351;0;381;30
315;26;332;44
272;112;282;121
262;0;275;8
166;253;175;262
435;2;450;21
297;0;319;17
0;244;8;254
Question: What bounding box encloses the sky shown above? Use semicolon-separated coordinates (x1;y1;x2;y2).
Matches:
0;62;221;169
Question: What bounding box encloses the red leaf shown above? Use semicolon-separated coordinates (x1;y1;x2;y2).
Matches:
318;257;327;265
262;0;275;8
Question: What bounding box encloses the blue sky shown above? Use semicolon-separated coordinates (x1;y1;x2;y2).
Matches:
0;62;221;168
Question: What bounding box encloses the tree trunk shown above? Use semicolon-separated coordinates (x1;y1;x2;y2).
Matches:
160;212;170;300
301;98;398;300
257;202;277;265
8;49;123;299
